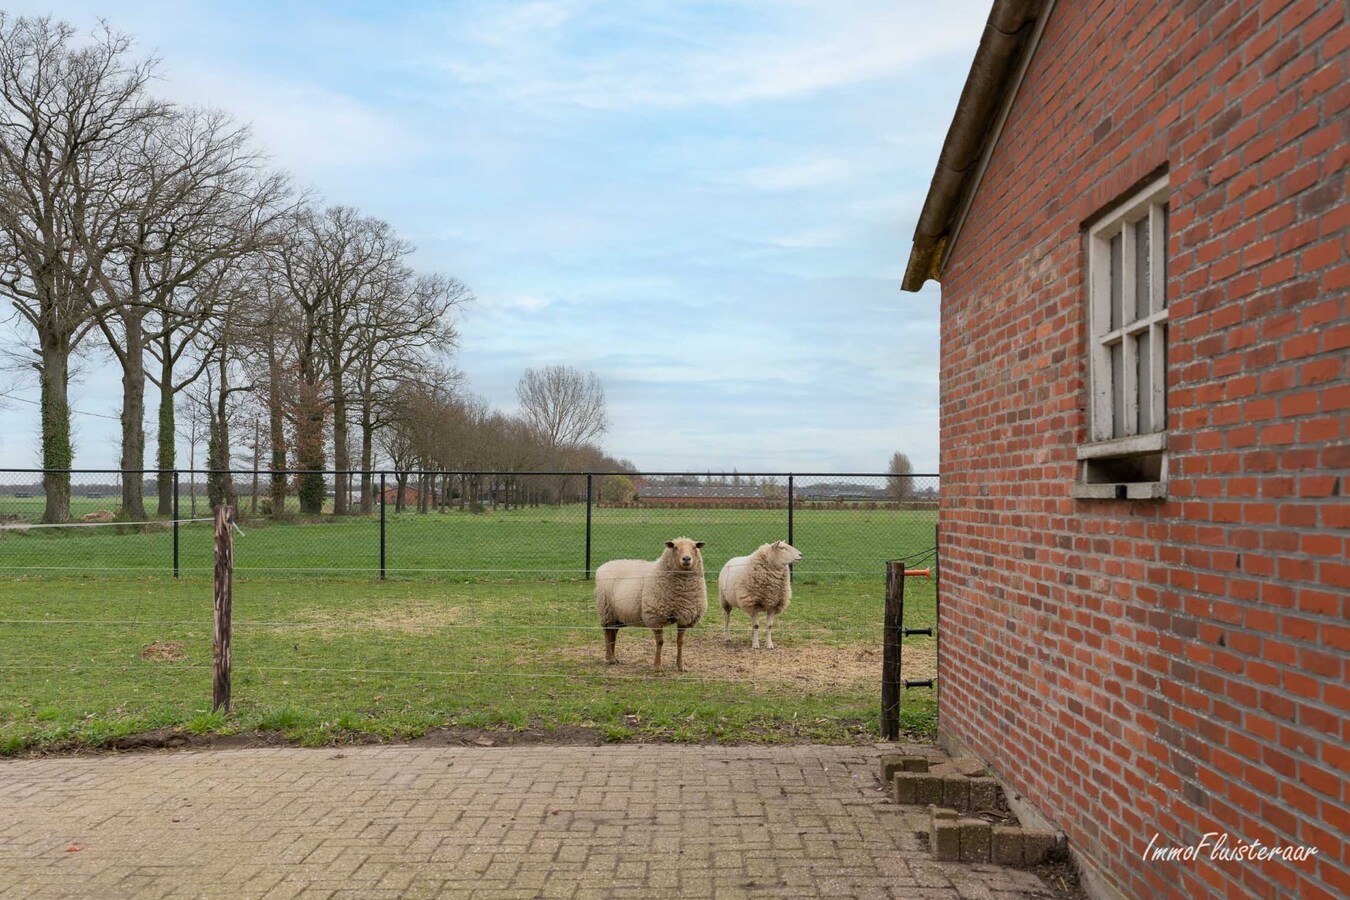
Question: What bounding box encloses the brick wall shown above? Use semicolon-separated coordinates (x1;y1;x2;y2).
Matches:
934;1;1346;898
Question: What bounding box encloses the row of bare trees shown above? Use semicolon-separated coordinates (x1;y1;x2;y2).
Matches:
0;16;472;522
376;364;631;512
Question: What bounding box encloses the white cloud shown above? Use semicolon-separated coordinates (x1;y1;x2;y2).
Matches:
415;0;989;111
734;158;851;192
761;228;847;249
486;294;554;312
156;65;427;177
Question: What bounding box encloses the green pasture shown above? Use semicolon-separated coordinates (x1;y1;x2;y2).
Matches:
0;570;938;754
0;504;936;580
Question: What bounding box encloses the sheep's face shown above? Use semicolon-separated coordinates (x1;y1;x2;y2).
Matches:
664;537;705;571
771;540;803;566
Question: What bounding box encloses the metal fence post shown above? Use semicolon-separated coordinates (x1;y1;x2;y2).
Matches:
934;523;940;707
787;474;794;546
584;473;594;580
881;560;905;740
172;470;180;578
379;471;387;581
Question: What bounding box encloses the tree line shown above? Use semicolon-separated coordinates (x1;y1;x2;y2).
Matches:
0;16;626;522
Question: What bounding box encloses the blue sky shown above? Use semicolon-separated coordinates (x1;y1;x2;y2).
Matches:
0;1;986;473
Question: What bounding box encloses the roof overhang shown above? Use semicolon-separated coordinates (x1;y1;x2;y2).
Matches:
901;0;1053;292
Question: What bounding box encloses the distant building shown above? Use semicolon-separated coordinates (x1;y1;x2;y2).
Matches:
378;486;438;506
794;482;889;501
636;483;775;506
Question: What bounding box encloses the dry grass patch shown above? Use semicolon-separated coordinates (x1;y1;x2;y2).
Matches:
529;629;936;693
139;640;186;661
279;598;475;635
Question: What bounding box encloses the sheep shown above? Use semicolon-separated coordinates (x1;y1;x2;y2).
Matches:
595;537;708;672
718;540;803;649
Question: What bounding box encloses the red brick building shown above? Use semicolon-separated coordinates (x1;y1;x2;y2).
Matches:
903;2;1345;898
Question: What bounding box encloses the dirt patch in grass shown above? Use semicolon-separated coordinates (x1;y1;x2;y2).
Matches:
281;599;475;634
139;640;186;661
534;630;936;691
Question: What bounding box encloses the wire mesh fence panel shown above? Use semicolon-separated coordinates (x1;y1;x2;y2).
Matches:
0;469;938;580
791;474;939;580
0;471;175;574
593;474;789;580
382;472;589;577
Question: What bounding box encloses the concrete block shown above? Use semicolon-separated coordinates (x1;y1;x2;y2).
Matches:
879;754;907;784
1021;829;1059;866
928;806;957;839
892;772;919;805
932;820;961;861
914;775;945;806
880;754;928;782
967;777;1000;812
942;776;970;811
991;826;1024;866
957;818;992;863
947;757;986;777
932;758;985;778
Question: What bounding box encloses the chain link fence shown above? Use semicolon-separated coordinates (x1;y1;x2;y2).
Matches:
0;469;937;580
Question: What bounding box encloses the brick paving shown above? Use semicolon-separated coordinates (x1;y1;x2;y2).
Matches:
0;744;1056;899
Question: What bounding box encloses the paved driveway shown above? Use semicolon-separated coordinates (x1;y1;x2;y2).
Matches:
0;744;1055;899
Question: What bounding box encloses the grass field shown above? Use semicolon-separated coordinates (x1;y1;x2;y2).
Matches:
0;571;937;753
0;505;938;753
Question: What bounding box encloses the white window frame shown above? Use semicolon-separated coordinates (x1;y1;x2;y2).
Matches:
1075;175;1169;499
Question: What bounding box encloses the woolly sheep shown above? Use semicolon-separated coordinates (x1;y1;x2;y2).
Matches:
595;537;708;672
718;540;803;649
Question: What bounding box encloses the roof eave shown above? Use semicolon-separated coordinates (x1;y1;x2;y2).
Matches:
901;0;1050;293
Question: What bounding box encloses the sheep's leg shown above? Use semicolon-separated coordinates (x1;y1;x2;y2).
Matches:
723;606;732;642
603;627;618;664
765;612;776;650
652;627;664;669
750;611;760;649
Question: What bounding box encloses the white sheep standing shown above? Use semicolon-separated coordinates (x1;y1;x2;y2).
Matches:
595;537;708;672
718;540;803;649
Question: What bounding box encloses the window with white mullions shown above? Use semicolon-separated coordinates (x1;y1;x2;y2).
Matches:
1077;175;1169;498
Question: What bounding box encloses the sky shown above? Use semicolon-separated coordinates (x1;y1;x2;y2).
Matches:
0;0;987;474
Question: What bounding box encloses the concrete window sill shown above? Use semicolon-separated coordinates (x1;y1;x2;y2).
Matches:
1071;482;1167;500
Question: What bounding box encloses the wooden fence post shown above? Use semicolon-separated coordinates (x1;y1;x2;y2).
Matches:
212;505;234;714
881;559;905;740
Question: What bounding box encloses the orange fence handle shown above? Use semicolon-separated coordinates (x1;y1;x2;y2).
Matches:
903;568;931;578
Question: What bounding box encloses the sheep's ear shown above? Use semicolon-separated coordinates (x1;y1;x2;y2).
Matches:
694;541;705;549
665;541;675;549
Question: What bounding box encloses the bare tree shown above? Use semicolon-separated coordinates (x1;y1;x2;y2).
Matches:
100;114;290;518
349;271;467;512
515;365;609;454
271;207;333;514
0;15;163;521
887;451;914;500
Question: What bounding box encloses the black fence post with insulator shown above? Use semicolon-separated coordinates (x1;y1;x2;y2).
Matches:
379;471;387;581
172;470;180;578
584;473;594;580
881;560;905;740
